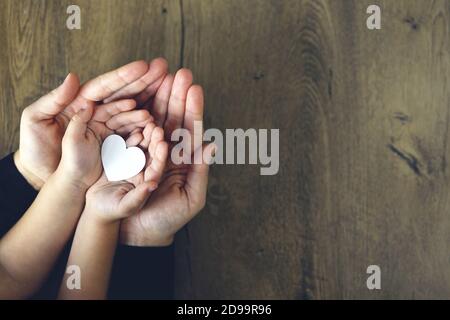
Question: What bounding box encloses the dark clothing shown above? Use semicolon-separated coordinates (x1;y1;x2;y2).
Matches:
0;153;173;299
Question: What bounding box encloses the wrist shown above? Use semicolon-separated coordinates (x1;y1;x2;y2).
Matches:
13;150;44;190
50;167;90;196
82;199;122;228
81;209;121;230
119;229;174;247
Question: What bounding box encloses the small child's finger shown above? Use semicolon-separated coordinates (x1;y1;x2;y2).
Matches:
65;104;93;140
149;127;164;159
145;141;168;182
139;122;156;149
126;131;143;147
144;167;158;182
155;140;169;163
77;104;94;123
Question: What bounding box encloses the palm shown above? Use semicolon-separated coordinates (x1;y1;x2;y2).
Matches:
20;110;112;182
18;59;168;189
19;116;66;183
87;176;137;219
121;161;191;245
87;122;168;223
120;69;214;247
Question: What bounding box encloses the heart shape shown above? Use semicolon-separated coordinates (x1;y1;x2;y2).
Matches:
101;134;146;182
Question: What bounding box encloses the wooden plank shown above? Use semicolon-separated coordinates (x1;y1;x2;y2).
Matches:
176;0;450;299
0;0;449;299
0;0;181;157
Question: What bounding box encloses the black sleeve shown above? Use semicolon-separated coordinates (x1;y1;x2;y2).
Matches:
109;244;174;299
0;153;38;237
0;153;174;299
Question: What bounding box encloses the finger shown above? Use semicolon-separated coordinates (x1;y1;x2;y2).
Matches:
147;73;174;127
185;143;216;213
149;126;164;159
145;141;168;182
94;172;109;185
88;121;113;141
106;109;152;130
79;60;149;102
164;69;193;140
105;58;168;104
27;73;80;120
139;122;156;149
126;131;144;147
91;99;136;122
65;104;94;140
115;119;152;136
118;181;158;215
184;85;205;154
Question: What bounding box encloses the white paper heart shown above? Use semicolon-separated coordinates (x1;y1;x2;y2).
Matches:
101;134;146;182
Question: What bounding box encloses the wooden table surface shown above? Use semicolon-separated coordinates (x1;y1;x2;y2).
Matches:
0;0;449;299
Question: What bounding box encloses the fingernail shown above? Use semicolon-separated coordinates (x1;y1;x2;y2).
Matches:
71;114;81;122
74;106;88;120
148;182;158;192
63;73;71;83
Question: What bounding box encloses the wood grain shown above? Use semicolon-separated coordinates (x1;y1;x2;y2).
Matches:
176;0;450;299
1;0;449;299
0;0;181;156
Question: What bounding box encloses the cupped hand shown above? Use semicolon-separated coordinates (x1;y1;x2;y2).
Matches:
120;69;215;247
84;122;168;224
16;58;168;190
57;105;103;189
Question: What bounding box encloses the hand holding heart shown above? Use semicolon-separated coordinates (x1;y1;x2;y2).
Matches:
15;59;167;190
55;102;161;185
48;102;168;227
85;124;168;223
14;61;213;247
120;69;215;247
57;104;103;189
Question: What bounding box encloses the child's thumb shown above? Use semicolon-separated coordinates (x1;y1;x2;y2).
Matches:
119;181;158;215
65;105;93;140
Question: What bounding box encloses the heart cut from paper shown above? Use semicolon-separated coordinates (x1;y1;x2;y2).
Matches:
101;134;146;182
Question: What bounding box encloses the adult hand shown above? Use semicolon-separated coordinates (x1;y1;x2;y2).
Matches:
15;59;168;190
120;69;215;246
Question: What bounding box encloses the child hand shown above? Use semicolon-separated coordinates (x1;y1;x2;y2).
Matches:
56;100;154;190
57;105;103;189
83;123;168;224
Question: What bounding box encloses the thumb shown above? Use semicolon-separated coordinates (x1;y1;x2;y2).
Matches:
64;104;94;140
27;73;80;119
119;181;158;216
185;143;216;213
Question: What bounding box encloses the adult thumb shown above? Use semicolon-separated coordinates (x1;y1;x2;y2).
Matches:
27;73;80;120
